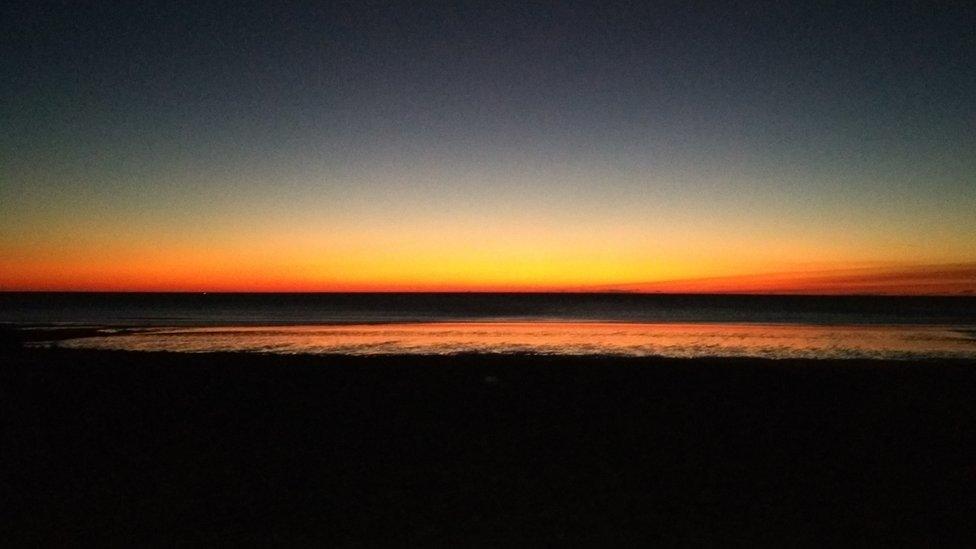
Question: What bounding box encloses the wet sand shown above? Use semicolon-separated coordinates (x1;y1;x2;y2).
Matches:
3;334;975;545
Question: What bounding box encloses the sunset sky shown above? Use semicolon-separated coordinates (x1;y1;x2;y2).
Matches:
2;2;974;293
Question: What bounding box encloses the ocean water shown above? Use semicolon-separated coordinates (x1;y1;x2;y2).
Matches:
5;293;976;359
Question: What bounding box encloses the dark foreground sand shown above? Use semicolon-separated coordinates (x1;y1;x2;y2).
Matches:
3;334;975;545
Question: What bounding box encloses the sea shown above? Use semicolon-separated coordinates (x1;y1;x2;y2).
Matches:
3;293;975;360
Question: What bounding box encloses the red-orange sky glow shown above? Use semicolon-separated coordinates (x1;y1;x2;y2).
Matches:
3;4;975;296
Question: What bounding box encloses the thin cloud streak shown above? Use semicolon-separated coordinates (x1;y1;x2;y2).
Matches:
593;264;976;296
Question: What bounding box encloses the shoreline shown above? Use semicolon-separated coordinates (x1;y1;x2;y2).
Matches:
6;324;976;362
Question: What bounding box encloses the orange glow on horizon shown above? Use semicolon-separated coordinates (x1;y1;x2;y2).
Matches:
2;252;974;296
594;265;976;296
2;206;974;295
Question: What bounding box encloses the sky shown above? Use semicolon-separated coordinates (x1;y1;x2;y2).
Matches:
2;1;975;293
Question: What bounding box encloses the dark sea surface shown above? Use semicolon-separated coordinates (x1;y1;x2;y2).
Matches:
4;293;976;359
3;292;976;326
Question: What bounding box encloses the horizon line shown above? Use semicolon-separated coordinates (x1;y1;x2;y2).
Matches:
2;290;974;297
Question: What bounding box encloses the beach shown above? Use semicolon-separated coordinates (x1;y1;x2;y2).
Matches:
4;332;974;545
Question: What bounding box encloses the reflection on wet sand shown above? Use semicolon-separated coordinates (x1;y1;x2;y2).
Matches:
51;322;976;360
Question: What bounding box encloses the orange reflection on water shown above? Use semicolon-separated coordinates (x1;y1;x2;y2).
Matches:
56;322;976;360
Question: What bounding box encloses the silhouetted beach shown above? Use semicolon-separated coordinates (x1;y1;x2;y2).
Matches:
4;330;974;545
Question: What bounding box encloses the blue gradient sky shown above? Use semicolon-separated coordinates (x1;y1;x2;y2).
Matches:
2;1;974;291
